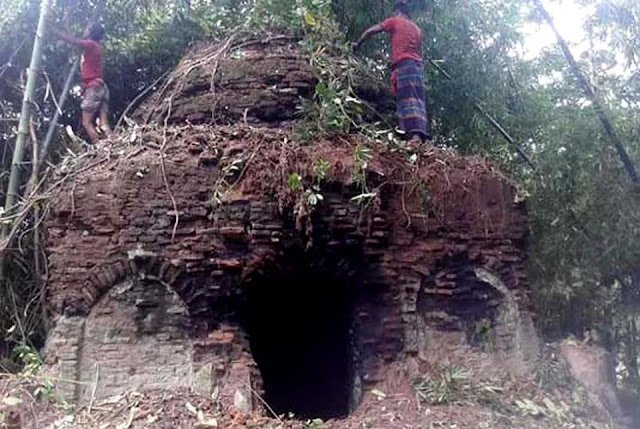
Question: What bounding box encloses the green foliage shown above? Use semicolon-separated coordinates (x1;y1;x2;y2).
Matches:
309;82;352;132
312;158;330;181
14;344;57;400
294;0;379;140
288;172;303;192
289;172;324;209
351;144;371;190
413;366;503;406
249;0;334;34
14;344;42;378
591;0;640;67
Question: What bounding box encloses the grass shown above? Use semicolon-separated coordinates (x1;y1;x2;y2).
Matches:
412;366;504;406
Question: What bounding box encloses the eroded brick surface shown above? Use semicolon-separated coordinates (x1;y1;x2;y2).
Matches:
44;40;536;413
77;279;193;401
44;134;534;409
137;40;316;126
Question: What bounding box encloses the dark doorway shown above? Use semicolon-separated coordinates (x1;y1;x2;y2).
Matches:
245;265;354;420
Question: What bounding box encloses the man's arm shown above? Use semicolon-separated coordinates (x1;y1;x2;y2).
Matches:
49;12;87;47
51;27;84;46
354;24;385;49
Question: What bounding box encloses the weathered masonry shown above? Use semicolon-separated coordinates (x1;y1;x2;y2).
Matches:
44;39;538;420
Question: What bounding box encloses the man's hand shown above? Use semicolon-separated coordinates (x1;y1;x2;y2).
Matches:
353;24;384;52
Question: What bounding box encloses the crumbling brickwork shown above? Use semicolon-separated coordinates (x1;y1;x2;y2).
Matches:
45;133;535;410
137;39;316;126
78;278;193;401
44;39;537;415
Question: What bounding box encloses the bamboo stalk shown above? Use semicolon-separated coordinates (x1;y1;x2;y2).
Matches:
426;57;536;169
39;57;80;167
533;0;639;183
2;0;52;243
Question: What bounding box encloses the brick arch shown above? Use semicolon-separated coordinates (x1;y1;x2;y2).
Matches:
69;250;185;317
76;271;193;402
46;251;262;407
79;249;266;325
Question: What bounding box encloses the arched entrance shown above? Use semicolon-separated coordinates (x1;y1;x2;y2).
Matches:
243;250;359;419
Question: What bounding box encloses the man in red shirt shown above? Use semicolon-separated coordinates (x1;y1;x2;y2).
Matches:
52;21;111;144
355;1;431;146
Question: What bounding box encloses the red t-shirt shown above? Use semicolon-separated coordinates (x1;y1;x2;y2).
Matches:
380;16;423;65
77;39;103;87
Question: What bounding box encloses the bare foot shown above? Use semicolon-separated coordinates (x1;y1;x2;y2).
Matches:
407;135;422;152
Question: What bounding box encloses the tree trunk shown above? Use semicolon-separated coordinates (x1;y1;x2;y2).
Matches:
1;0;52;244
533;0;639;183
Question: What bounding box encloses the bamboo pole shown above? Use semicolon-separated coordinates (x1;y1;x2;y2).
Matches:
426;58;536;169
39;57;80;166
533;0;639;183
2;0;52;243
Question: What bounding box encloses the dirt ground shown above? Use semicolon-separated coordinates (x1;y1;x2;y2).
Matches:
1;356;616;429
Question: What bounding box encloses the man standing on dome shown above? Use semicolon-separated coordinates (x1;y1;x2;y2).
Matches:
355;1;431;146
52;17;112;144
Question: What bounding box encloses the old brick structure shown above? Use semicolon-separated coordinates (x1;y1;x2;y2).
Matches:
44;39;537;419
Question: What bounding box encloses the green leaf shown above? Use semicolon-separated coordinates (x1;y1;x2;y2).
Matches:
305;10;317;27
288;173;303;191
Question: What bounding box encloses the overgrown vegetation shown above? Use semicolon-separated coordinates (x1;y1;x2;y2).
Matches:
1;0;639;409
413;366;503;406
413;364;600;427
